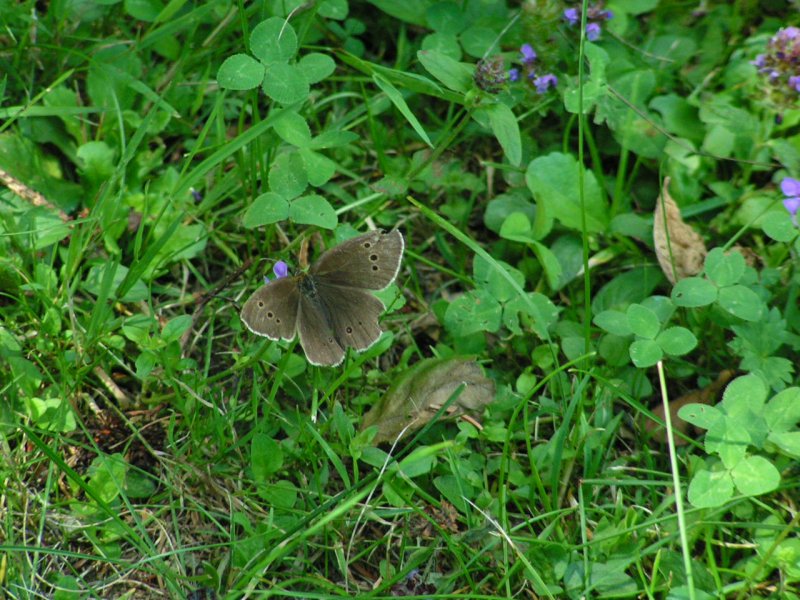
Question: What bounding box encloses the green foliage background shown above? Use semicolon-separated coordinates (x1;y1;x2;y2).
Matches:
1;0;799;598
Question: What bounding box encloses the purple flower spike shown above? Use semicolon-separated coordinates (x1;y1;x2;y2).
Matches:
534;74;558;94
264;260;290;284
508;68;520;82
781;177;800;198
781;177;800;225
520;43;537;64
586;22;601;41
563;8;579;26
273;260;289;279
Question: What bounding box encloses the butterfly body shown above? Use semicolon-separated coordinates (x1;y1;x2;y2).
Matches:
241;229;404;366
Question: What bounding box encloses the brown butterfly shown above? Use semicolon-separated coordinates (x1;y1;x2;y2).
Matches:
241;229;404;366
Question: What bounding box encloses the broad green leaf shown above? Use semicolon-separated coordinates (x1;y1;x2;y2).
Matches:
444;289;502;336
731;455;780;496
426;1;465;34
252;433;283;478
263;63;309;104
532;241;562;291
761;211;797;242
678;403;723;429
722;374;768;414
688;468;733;508
484;193;537;234
421;32;461;60
626;303;660;339
763;388;800;432
499;212;535;243
671;277;717;307
299;149;337;187
161;315;192;343
705;247;745;287
629;338;662;368
417;49;472;93
273;111;312;147
259;479;297;509
473;255;525;303
243;192;290;228
250;17;297;64
768;431;800;458
289;194;337;229
216;54;264;90
525;152;608;233
86;454;127;504
593;310;632;337
318;0;348;19
717;285;764;321
706;420;749;469
298;52;336;83
656;326;697;356
308;129;359;149
374;73;432;147
503;292;560;338
477;102;521;166
460;25;498;58
269;152;307;199
563;43;609;114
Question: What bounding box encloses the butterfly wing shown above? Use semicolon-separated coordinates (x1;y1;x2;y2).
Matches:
240;277;300;341
316;281;386;352
310;229;404;290
296;291;346;366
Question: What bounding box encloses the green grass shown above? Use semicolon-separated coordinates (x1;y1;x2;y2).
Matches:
1;1;800;598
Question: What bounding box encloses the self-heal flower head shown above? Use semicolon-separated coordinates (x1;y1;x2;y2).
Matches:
781;177;800;225
563;8;579;26
586;22;601;41
520;43;537;64
533;74;558;94
264;260;289;284
474;55;507;93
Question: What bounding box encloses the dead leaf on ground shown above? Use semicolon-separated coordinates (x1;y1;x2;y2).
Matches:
653;177;707;284
645;369;735;444
360;357;495;444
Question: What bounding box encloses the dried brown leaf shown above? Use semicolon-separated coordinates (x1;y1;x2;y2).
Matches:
653;177;707;284
361;357;495;444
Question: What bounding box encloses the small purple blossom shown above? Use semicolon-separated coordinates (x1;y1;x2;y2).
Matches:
752;54;766;69
508;68;520;82
563;8;579;26
533;74;558;94
264;260;289;284
586;22;601;41
790;75;800;92
782;177;800;224
520;43;537;64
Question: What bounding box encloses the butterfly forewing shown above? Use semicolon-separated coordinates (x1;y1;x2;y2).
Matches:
310;230;404;291
240;277;300;341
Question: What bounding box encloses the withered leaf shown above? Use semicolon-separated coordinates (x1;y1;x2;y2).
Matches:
361;357;495;444
653;177;707;284
645;369;735;445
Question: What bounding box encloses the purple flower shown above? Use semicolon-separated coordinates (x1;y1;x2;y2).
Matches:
600;10;613;19
508;68;520;82
752;54;766;69
790;75;800;92
520;43;537;64
563;8;579;25
586;22;602;41
533;74;558;94
264;260;289;284
782;177;800;224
